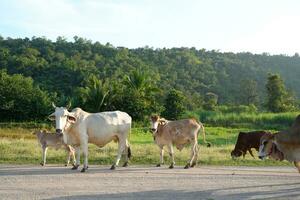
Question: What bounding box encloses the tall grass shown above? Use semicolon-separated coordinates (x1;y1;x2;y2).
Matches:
183;109;298;129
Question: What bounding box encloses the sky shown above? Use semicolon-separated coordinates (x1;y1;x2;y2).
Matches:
1;0;300;55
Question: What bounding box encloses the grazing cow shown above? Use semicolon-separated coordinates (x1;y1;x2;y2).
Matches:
258;115;300;173
34;130;75;166
150;115;210;169
49;104;132;172
231;131;272;159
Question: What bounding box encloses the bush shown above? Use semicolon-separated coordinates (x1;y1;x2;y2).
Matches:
162;89;186;120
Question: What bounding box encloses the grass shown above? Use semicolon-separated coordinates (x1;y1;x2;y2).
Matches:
0;126;292;167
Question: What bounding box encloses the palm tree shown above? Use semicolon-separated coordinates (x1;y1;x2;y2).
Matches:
124;68;159;96
80;75;109;112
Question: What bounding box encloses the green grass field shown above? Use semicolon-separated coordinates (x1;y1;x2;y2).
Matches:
0;125;292;167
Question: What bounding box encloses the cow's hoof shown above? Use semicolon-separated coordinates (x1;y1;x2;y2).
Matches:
191;162;196;168
40;162;44;166
122;162;128;167
156;164;161;167
71;164;79;170
169;164;174;169
184;164;190;169
81;167;88;173
110;165;116;170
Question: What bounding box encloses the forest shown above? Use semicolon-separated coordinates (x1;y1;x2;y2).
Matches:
0;36;299;121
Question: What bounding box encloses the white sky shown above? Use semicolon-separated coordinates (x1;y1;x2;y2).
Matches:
1;0;300;55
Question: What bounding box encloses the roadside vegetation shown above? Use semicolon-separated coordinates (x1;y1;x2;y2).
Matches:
0;111;294;167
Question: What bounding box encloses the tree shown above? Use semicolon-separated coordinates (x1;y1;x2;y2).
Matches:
265;73;296;112
239;79;259;105
203;92;218;111
162;89;186;120
0;70;51;121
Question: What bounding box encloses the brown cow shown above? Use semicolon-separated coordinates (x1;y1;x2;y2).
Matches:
150;115;210;169
231;131;272;159
259;115;300;173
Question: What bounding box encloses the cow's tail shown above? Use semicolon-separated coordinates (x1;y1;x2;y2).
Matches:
127;145;132;159
199;123;211;147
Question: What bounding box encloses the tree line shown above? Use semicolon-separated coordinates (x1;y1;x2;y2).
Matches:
0;36;298;121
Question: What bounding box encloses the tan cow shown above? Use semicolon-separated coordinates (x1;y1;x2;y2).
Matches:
150;115;210;169
34;130;75;166
258;115;300;172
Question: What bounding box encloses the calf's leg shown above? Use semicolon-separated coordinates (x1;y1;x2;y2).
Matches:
40;146;48;166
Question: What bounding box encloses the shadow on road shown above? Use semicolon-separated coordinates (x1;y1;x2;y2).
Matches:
45;185;300;200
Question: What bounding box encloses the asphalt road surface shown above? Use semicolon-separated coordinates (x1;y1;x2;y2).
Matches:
0;165;300;200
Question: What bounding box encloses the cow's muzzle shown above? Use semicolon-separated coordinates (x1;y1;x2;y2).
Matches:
56;129;63;135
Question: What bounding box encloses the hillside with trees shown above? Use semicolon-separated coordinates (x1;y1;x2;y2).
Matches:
0;36;299;121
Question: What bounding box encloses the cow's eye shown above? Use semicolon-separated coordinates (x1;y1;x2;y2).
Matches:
263;141;268;145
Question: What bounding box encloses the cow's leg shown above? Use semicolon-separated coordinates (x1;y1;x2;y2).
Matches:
157;146;164;167
81;141;89;173
70;146;76;165
122;139;131;167
248;149;255;158
64;145;71;167
294;161;300;173
191;145;199;168
65;150;70;167
72;146;80;170
185;139;197;169
167;144;175;169
40;146;47;166
242;150;246;159
111;138;126;170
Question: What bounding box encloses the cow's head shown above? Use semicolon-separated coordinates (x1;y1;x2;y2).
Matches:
150;115;167;133
231;150;243;159
258;133;275;160
48;103;76;134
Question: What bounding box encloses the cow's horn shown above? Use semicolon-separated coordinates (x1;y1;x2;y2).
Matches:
52;102;56;108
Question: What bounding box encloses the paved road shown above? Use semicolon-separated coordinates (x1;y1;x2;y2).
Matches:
0;165;300;200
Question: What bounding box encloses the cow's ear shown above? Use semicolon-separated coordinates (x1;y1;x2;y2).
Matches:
67;115;76;123
159;118;167;125
48;113;55;121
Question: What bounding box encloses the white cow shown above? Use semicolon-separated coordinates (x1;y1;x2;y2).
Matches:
49;105;132;172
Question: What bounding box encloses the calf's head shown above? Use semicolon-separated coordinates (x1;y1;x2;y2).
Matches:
258;133;274;160
48;103;76;134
